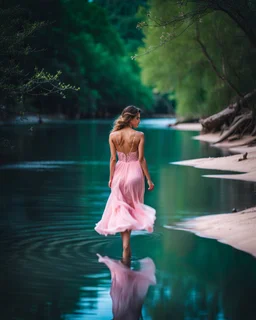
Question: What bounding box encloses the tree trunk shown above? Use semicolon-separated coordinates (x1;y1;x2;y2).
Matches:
195;23;244;97
201;89;256;133
200;104;237;133
213;112;252;144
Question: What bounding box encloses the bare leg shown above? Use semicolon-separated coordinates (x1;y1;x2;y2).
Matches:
121;230;131;262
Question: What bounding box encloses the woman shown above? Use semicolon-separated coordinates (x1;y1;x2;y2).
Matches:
95;106;156;260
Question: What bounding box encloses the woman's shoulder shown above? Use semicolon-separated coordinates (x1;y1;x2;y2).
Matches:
109;131;119;139
109;129;143;139
135;131;144;138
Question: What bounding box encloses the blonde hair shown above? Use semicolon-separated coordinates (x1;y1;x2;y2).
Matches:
111;106;141;132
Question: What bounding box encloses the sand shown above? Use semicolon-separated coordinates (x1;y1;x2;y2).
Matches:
193;133;256;149
165;207;256;257
170;123;202;131
172;151;256;182
172;130;256;182
169;125;256;257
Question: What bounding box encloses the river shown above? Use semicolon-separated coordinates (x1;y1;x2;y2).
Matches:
0;118;256;319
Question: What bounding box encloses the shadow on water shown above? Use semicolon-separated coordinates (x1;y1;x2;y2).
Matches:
1;119;256;319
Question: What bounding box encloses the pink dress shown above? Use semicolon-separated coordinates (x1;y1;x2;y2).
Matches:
97;254;156;320
94;147;156;235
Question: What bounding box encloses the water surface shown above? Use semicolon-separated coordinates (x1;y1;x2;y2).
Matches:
0;119;256;320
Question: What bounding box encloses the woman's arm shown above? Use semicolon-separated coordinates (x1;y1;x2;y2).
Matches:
138;132;154;191
108;134;117;188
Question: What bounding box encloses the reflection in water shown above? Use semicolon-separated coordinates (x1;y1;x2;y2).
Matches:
97;254;156;320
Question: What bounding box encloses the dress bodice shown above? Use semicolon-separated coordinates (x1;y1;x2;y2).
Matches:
117;151;138;162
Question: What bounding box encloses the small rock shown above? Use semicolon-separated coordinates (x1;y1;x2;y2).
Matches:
232;208;237;213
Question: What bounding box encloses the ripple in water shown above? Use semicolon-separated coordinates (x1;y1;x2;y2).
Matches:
1;222;162;272
0;160;109;170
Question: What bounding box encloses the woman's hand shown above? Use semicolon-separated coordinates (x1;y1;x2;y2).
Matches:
108;179;112;188
147;179;154;191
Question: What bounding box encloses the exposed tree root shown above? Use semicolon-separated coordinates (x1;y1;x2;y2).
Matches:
213;112;252;144
201;90;256;134
200;104;237;133
251;125;256;136
230;114;245;127
248;138;256;146
228;134;240;142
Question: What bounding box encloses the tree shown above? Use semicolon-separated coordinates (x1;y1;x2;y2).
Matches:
138;1;256;50
0;6;79;120
0;1;154;120
136;0;256;137
94;0;148;52
59;1;153;115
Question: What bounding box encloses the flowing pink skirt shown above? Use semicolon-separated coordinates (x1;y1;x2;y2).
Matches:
95;159;156;235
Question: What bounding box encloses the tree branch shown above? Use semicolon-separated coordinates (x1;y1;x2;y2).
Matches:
195;22;244;97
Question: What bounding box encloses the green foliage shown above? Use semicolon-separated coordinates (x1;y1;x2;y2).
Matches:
0;6;79;117
94;0;148;53
137;0;256;117
23;69;80;98
0;0;153;119
54;0;152;114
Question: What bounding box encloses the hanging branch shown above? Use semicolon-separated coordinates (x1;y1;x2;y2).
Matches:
137;1;256;49
0;6;79;103
195;22;244;97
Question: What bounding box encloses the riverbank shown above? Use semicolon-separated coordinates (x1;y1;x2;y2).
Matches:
166;206;256;257
171;125;256;182
173;150;256;182
169;125;256;257
169;123;202;131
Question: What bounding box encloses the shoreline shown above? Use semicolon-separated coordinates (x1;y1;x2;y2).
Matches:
171;126;256;182
170;124;256;257
165;207;256;258
0;113;175;126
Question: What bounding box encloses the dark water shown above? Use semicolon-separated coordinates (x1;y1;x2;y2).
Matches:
0;119;256;320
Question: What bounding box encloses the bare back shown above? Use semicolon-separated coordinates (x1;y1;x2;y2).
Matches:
111;129;139;155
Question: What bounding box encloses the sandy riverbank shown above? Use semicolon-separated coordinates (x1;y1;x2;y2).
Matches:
170;123;202;131
166;207;256;257
172;128;256;182
173;151;256;182
169;124;256;257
